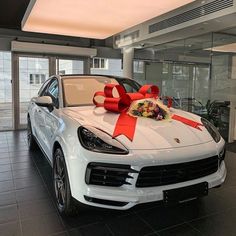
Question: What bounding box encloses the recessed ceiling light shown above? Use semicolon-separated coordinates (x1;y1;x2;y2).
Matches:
22;0;195;39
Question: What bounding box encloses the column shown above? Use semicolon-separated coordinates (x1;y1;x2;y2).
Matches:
123;47;134;78
83;57;91;74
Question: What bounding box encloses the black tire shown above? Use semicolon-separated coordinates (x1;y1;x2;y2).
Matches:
27;116;37;151
53;147;78;216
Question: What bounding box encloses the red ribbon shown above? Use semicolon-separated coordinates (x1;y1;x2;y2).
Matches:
172;114;203;130
93;84;203;141
93;84;159;141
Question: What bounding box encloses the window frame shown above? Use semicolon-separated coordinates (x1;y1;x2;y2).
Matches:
91;57;108;70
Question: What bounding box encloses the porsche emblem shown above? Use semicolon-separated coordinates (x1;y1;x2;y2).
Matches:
174;138;180;144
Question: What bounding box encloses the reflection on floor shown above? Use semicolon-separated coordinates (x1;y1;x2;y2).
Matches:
226;141;236;153
0;131;236;236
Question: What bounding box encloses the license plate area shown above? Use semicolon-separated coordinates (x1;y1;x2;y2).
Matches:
163;182;208;203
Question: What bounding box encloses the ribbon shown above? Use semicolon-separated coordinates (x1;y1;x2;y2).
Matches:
163;98;203;130
172;114;203;130
93;84;203;141
93;84;159;141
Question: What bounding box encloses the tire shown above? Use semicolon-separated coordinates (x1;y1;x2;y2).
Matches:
53;147;78;216
27;116;37;151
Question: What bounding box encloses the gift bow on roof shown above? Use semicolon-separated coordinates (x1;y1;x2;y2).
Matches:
93;84;203;141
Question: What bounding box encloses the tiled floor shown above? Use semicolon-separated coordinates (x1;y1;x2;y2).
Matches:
0;131;236;236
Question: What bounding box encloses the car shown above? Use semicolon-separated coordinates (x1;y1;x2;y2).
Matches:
27;74;226;216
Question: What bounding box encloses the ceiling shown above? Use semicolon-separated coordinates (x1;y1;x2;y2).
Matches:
22;0;194;39
0;0;195;40
0;0;236;44
0;0;30;29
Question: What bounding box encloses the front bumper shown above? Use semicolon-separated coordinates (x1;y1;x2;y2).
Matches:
80;161;226;209
66;138;226;210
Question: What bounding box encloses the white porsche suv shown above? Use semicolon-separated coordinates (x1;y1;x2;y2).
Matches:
28;74;226;216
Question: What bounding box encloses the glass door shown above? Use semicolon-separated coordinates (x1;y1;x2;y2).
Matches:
18;56;49;128
13;55;86;129
0;51;13;130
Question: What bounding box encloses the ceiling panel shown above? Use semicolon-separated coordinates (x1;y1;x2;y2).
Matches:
22;0;194;39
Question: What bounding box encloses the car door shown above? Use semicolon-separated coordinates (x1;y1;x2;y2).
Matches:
42;79;61;162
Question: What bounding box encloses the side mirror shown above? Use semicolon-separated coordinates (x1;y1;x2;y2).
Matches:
33;96;54;111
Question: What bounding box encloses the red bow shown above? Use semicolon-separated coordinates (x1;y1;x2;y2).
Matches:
93;84;159;112
93;84;202;141
93;84;159;141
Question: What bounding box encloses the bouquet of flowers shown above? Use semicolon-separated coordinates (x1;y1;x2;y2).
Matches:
128;98;170;121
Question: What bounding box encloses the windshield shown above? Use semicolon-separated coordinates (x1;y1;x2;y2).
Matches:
62;76;141;107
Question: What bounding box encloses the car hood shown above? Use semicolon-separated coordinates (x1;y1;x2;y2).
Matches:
62;106;212;150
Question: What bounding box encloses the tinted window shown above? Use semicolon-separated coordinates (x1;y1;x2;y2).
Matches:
48;80;59;98
47;79;59;108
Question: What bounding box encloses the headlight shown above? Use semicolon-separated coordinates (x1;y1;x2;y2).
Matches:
78;126;129;154
201;118;221;143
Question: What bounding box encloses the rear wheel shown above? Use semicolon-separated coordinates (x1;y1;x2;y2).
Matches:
53;147;78;216
27;116;37;150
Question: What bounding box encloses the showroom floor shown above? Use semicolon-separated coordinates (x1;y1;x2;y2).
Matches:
0;131;236;236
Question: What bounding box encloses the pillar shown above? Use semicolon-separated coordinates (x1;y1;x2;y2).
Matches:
84;57;91;74
123;47;134;78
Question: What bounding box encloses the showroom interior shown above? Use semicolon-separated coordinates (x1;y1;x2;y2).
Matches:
0;0;236;235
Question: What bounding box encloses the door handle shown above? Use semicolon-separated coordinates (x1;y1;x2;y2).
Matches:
36;109;42;113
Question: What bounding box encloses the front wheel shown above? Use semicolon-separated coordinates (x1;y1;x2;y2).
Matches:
53;148;78;216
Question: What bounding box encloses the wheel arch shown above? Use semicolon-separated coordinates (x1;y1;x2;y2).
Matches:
52;139;72;185
27;113;36;137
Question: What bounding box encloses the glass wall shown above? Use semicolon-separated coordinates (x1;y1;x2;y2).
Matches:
211;33;236;100
0;51;12;130
134;34;212;113
210;33;236;140
134;33;234;140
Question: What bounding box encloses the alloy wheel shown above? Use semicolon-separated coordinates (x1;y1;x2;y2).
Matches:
54;153;66;209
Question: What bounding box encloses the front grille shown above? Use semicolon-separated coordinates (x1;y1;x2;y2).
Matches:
136;156;219;187
86;162;138;187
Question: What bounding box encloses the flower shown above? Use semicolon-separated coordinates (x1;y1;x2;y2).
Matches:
142;111;149;117
128;98;170;121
